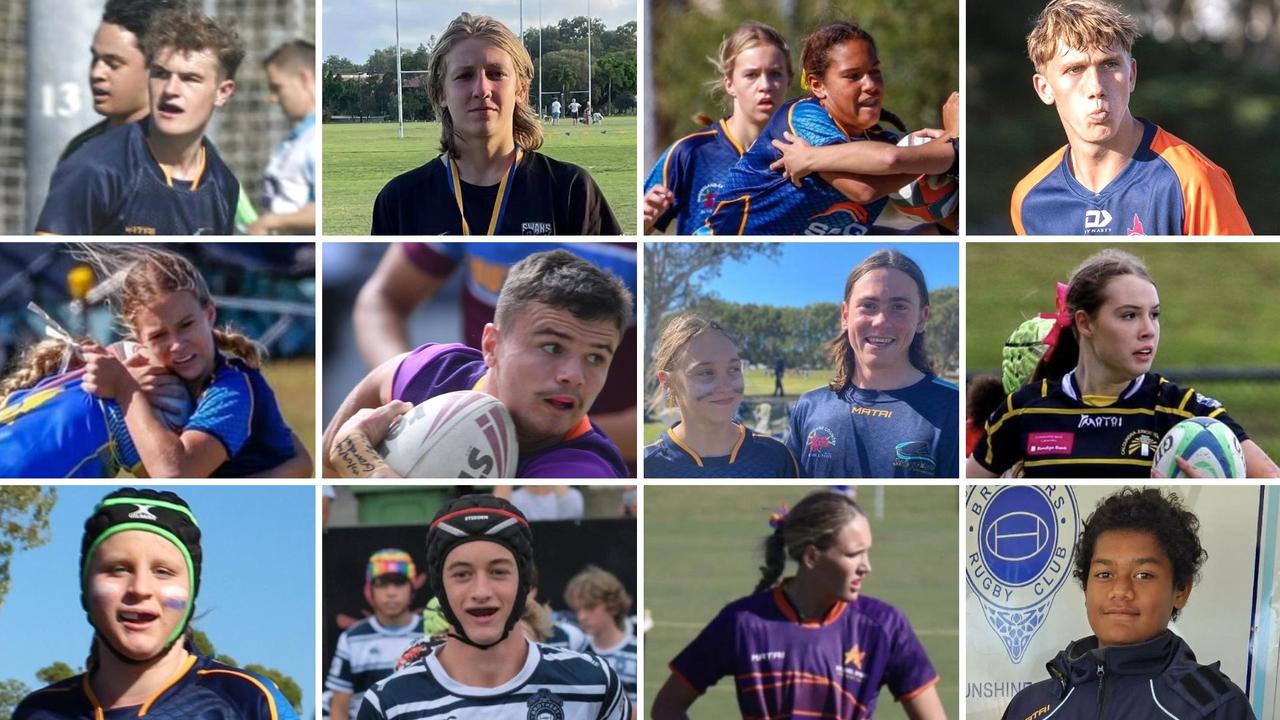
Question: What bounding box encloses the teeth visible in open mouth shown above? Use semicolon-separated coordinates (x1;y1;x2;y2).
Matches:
120;611;150;621
866;337;894;346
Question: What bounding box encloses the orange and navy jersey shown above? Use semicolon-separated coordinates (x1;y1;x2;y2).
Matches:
1011;119;1252;236
644;119;746;234
700;97;896;235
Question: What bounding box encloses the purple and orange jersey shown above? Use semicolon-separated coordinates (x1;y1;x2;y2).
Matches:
670;585;938;720
391;343;627;478
644;119;747;235
1011;119;1251;235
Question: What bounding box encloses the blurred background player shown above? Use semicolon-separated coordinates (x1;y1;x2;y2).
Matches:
564;566;638;705
326;549;425;720
494;485;585;520
643;21;793;235
58;0;189;163
248;39;316;235
36;6;243;235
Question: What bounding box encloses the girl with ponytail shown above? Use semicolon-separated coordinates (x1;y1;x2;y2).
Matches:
652;490;945;720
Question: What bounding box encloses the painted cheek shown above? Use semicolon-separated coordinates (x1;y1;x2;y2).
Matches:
90;577;126;604
159;584;189;612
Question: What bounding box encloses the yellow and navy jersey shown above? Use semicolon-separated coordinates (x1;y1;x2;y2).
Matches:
36;120;239;235
371;149;621;235
13;650;298;720
0;371;140;478
701;97;897;235
643;422;800;478
643;119;746;234
974;371;1247;478
1011;119;1252;235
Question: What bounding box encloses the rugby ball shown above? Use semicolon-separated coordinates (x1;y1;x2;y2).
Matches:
888;131;958;224
1151;417;1245;478
376;391;518;478
107;340;193;431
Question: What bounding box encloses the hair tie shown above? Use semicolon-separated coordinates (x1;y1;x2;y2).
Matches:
1037;282;1071;362
768;503;790;530
800;73;809;91
28;301;81;375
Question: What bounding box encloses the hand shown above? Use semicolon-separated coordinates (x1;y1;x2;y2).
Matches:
910;128;945;141
769;131;815;186
942;91;959;138
246;215;275;235
1150;457;1207;479
81;341;141;402
643;185;675;233
329;400;413;478
122;352;191;426
334;400;413;446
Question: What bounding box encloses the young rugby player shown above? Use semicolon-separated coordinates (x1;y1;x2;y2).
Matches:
1010;0;1251;235
37;6;243;235
644;314;799;478
564;566;638;704
969;249;1279;478
370;14;620;235
643;22;793;235
355;495;632;720
323;249;632;479
248;40;316;235
787;250;959;478
650;490;945;720
1001;488;1254;719
12;488;298;720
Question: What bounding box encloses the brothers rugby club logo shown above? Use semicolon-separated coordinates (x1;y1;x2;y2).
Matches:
966;485;1078;663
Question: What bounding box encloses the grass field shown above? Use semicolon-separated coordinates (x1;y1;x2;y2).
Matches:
967;242;1280;451
264;358;317;464
322;118;637;234
644;485;959;719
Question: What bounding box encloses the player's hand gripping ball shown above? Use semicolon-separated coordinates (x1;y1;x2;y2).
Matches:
1151;416;1246;478
889;131;958;224
107;340;194;430
376;391;519;478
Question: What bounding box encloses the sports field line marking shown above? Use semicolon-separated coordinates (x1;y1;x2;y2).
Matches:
652;620;958;636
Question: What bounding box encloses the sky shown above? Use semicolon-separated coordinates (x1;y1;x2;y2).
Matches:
322;0;638;65
690;242;960;308
0;486;316;718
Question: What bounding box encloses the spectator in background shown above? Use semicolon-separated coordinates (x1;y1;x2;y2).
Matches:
565;566;638;705
774;356;786;396
249;39;316;235
495;485;585;520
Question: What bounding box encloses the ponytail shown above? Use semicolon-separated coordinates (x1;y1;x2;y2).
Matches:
755;522;787;593
212;329;266;369
0;339;81;406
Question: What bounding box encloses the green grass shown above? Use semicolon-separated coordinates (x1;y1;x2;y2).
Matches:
264;358;316;465
322;118;637;234
644;486;959;719
967;242;1280;451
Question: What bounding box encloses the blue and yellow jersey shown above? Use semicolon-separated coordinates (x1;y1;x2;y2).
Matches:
35;120;239;236
644;119;746;234
0;372;140;478
702;97;897;235
192;353;297;478
644;423;799;478
1011;119;1252;235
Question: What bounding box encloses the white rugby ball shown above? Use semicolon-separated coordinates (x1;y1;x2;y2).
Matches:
107;340;193;431
377;391;519;478
1151;417;1245;478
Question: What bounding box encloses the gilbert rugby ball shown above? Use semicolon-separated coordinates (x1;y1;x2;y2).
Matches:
888;131;958;223
1151;416;1245;478
108;340;193;430
376;390;518;478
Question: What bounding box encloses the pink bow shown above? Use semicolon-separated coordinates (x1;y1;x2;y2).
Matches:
1037;282;1071;362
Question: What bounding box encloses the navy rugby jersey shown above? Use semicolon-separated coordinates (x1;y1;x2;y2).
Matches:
644;423;799;478
13;650;298;720
787;375;959;478
1011;119;1251;235
326;616;425;718
644;119;746;234
37;121;238;235
974;370;1247;478
588;635;638;704
702;97;897;235
371;149;621;235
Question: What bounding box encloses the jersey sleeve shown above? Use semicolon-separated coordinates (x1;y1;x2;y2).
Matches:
354;689;386;720
1152;133;1253;235
520;447;621;478
785;400;808;473
668;605;737;694
36;157;120;234
1184;387;1249;441
184;367;254;458
370;179;402;235
788;102;850;148
401;242;463;277
564;165;623;235
596;656;633;720
644;143;684;232
937;401;961;478
884;609;939;700
325;631;355;693
974;395;1020;475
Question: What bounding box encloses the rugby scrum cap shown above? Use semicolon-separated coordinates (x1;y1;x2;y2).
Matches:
80;488;202;655
425;494;533;649
1002;316;1056;395
368;548;416;584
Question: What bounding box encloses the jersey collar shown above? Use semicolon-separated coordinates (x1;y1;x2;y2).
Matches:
771;579;848;627
1062;369;1146;404
666;422;746;467
443;146;523;235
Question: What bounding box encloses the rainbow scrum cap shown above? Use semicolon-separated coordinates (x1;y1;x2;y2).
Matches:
80;488;201;662
425;495;533;649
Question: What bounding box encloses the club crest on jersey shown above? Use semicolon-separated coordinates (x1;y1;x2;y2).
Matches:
521;222;553;235
1122;429;1161;457
966;485;1079;663
806;201;870;235
697;183;722;210
527;688;565;720
1127;213;1146;235
805;426;837;458
837;643;868;682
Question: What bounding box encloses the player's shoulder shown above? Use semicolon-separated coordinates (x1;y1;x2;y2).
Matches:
57;121;141;175
793;383;841;412
847;594;914;633
1159;658;1250;717
1001;677;1064;720
522;149;596;188
200;137;239;187
341;616;383;638
1014;145;1069;200
914;374;960;399
1146;121;1230;180
378;157;448;199
11;675;86;719
195;656;294;719
207;353;257;392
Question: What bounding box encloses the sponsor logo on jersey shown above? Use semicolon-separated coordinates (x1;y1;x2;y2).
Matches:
805;426;837;458
1084;209;1112;232
1026;432;1074;456
1195;392;1222;409
966;485;1079;663
527;688;565;720
806;201;870;235
521;222;553;235
851;406;893;419
697;183;723;210
843;645;865;670
894;440;936;474
1127;213;1146;235
750;651;786;662
1122;429;1161;457
1078;415;1122;429
125;225;157;235
129;504;158;521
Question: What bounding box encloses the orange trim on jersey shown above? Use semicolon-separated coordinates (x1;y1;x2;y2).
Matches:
735;670;868;715
771;585;847;627
139;655;199;716
666;428;704;467
719;118;747;156
196;669;280;720
708;195;751;235
80;672;106;720
1148;125;1252;235
896;674;940;702
1010;146;1067;235
668;665;705;696
727;423;746;462
661;128;718;188
189;145;208;191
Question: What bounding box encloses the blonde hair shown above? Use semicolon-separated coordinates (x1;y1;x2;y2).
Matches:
1026;0;1140;73
565;565;631;628
427;13;544;157
693;21;793;126
0;339;80;407
652;313;735;407
73;245;265;369
521;598;555;642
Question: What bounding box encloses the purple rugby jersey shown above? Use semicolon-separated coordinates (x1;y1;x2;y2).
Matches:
391;343;628;478
670;585;938;719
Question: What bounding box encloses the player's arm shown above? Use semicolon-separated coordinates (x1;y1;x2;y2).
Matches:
329;691;352;720
321;354;407;477
965;454;998;478
650;674;699;720
772;133;956;181
354;245;449;368
248;203;316;235
249;432;314;478
643;185;675;234
1245;439;1280;478
822;170;921;204
901;685;947;720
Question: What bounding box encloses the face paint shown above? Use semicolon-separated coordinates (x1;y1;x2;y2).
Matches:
160;585;189;611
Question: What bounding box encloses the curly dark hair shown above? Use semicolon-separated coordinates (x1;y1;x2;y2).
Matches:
1074;487;1206;620
102;0;191;44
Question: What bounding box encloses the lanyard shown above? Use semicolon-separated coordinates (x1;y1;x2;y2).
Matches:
445;146;523;235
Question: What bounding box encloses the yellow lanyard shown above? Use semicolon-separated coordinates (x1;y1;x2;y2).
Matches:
445;146;523;235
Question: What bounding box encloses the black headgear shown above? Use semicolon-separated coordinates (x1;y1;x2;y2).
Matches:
425;495;533;649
